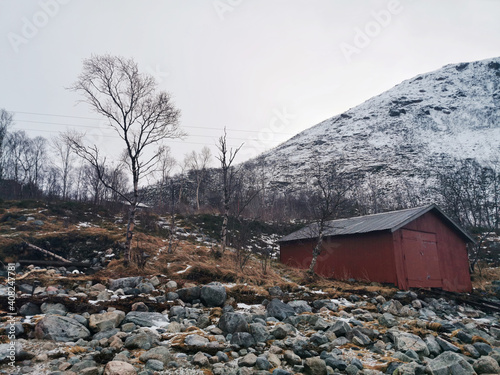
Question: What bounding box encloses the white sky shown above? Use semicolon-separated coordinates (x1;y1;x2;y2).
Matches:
1;0;500;167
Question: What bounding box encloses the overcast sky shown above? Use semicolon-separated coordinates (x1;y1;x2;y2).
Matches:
1;0;500;167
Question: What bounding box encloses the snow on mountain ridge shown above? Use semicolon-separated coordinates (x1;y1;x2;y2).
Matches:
248;57;500;190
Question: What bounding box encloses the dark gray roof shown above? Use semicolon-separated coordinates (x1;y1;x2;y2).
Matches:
279;204;475;243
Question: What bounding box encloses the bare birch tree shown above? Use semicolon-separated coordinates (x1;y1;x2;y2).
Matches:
185;146;212;211
67;54;184;265
216;128;242;254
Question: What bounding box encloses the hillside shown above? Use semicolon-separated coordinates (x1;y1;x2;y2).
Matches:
248;57;500;190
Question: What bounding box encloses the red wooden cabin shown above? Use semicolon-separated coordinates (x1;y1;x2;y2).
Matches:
279;204;474;292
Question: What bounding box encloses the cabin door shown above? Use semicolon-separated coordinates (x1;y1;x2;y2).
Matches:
401;229;443;288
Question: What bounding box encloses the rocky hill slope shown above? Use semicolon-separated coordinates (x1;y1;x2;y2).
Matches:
248;57;500;191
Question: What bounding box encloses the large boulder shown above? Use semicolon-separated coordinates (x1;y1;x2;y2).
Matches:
176;286;201;303
40;302;67;315
473;356;500;374
200;282;227;307
123;311;169;327
139;346;172;365
267;298;296;321
19;302;41;316
304;357;327;375
35;315;90;342
109;277;142;291
426;352;475;375
218;312;248;334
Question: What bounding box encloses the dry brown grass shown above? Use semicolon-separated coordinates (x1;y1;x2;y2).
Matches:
471;264;500;293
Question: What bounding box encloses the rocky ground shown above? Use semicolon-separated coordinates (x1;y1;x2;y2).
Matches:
1;271;500;375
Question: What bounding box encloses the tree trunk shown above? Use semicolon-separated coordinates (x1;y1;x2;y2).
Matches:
124;174;139;265
308;222;325;274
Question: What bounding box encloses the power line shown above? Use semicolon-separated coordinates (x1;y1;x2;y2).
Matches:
11;110;296;136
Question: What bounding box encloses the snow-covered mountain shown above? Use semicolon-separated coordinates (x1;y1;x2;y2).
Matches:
247;57;500;191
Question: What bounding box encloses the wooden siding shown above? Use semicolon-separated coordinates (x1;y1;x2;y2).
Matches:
396;211;472;292
280;231;398;285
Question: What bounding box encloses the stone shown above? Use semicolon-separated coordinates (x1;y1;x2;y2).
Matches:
124;332;154;350
284;350;302;366
256;356;272;370
35;315;90;342
239;353;257;367
327;320;352;337
109;277;142;290
185;334;210;349
103;360;137;375
378;313;397;327
146;359;164;371
390;331;430;357
425;335;442;357
345;364;360;375
288;300;312;313
193;351;209;367
249;322;269;343
269;286;284;297
473;355;500;374
304;357;327;375
312;300;338;311
166;292;179;300
137;282;155;294
218;312;248;334
435;336;461;353
19;302;41;316
273;370;292;375
139;346;172;365
80;367;100;375
231;332;255;348
266;298;296;321
123;311;169;327
165;280;177;289
473;342;493;356
201;282;227;307
131;302;149;312
71;360;98;373
271;323;295;339
426;352;475;375
176;286;201;303
89;311;125;332
40;302;67;315
325;357;347;371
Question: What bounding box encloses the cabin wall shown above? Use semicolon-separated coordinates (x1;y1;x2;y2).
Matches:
394;211;472;292
280;231;398;285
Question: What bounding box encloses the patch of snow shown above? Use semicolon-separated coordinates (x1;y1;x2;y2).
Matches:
177;265;192;274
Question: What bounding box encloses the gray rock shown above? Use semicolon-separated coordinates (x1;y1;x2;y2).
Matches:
123;311;169;327
185;334;210;349
92;328;120;341
310;332;329;346
288;300;312;314
139;346;172;364
239;352;257;367
40;302;67;315
425;335;442;357
137;282;155;294
269;286;284;297
249;322;269;343
345;364;359;375
165;280;177;289
284;350;302;366
426;351;475;375
71;359;97;373
201;282;227;307
166;292;179;300
273;370;292;375
109;276;142;290
473;342;492;356
473;355;500;374
89;311;125;332
19;302;41;316
193;351;209;367
312;299;338;311
390;331;430;357
0;343;33;363
267;298;296;321
256;356;272;370
219;312;248;334
304;357;327;375
271;323;295;339
146;359;164;371
378;313;397;327
124;332;154;350
35;315;90;341
435;336;461;353
327;320;352;337
463;344;480;359
176;286;201;303
325;357;347;371
231;332;255;348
